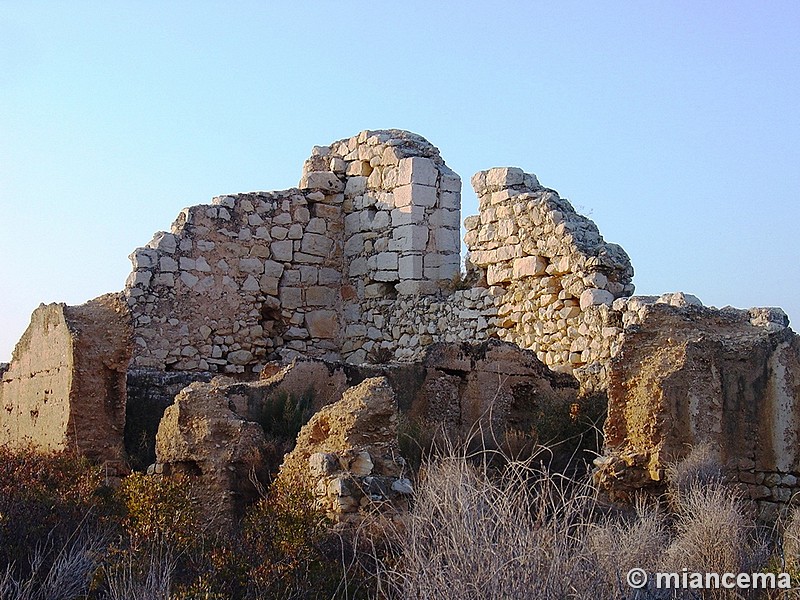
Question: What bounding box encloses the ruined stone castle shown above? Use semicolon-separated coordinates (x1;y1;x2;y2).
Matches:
1;129;797;520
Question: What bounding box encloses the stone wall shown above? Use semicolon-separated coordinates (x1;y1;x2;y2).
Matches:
124;130;461;374
0;294;132;465
464;167;633;381
594;302;799;518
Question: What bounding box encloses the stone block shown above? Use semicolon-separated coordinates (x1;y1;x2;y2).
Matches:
238;258;263;274
148;231;177;253
432;228;460;253
300;171;344;193
305;310;339;339
349;257;368;277
397;157;438;186
391;225;429;252
345;176;368;198
485;167;525;189
439;166;461;193
579;288;615;310
375;252;399;270
396;280;438;295
159;256;178;272
263;260;284;279
301;232;334;257
513;256;547;278
130;248;158;269
242;275;260;291
344;234;364;257
374;270;399;282
280;287;303;309
260;276;279;296
307;286;337;306
391;205;425;226
345;212;362;235
271;240;294;262
398;254;423;279
126;270;152;288
393;183;437;208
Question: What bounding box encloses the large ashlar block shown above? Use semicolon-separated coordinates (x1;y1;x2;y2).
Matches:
432;227;461;254
391;224;429;252
398;254;423;279
0;295;132;464
393;184;437;208
398;157;438;186
485;167;525;189
391;205;425;226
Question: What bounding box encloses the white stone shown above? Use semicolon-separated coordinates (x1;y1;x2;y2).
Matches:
391;205;425;226
579;288;615;310
398;255;423;279
397;157;438;186
375;252;399;270
391;225;429;252
394;183;437;208
301;171;344;193
513;256;547;278
485;167;524;189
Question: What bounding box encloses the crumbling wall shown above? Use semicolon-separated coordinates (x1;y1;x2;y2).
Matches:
124;130;461;374
595;302;799;518
464;167;633;384
0;294;132;464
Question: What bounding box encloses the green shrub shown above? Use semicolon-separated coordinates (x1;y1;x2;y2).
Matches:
258;390;314;444
117;472;201;552
0;445;116;577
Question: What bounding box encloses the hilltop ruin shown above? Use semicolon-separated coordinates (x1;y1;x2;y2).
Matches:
1;129;797;520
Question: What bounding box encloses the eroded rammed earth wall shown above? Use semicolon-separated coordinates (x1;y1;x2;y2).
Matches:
0;294;131;464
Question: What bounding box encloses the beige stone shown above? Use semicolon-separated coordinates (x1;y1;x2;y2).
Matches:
305;310;339;339
0;295;132;466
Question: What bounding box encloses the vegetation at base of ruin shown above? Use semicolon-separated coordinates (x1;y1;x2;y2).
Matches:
5;442;800;598
366;345;394;365
396;392;606;475
257;389;316;474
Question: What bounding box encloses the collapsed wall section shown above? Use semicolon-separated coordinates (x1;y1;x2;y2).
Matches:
464;167;634;385
0;294;132;464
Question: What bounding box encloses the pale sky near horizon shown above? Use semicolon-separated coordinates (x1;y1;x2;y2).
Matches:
1;1;798;362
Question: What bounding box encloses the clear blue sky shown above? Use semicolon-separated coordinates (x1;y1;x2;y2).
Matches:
1;1;798;362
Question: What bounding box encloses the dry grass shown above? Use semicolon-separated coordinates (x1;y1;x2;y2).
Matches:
0;442;792;599
0;526;106;600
